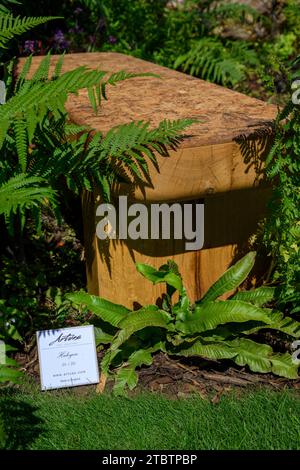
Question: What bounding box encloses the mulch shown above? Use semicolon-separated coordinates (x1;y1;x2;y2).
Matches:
136;353;300;401
14;348;300;401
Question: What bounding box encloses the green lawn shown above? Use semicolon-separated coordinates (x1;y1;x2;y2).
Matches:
1;383;299;450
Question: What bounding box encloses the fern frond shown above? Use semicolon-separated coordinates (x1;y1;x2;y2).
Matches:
86;118;195;187
0;62;161;147
100;71;159;105
0;14;59;48
174;37;249;86
209;2;260;21
31;52;52;82
53;53;65;79
15;55;32;90
0;66;106;147
0;173;57;219
14;118;28;171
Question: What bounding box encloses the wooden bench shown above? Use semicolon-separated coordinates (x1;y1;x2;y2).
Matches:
19;52;277;307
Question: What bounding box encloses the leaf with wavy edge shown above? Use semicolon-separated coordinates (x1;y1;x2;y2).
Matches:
176;300;272;334
113;349;154;395
237;310;300;338
173;337;299;379
271;353;299;379
136;263;183;292
228;338;299;379
67;292;130;327
111;306;172;351
173;340;237;361
198;252;256;304
232;286;275;306
228;338;272;373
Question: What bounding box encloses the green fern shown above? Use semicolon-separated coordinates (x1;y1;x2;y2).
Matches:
0;13;59;48
174;37;257;86
0;174;57;218
208;1;260;22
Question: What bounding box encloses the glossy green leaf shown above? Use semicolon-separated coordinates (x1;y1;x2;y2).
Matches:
113;349;153;395
199;252;256;304
271;352;299;379
67;292;130;327
136;263;183;292
111;306;172;351
232;286;276;306
228;338;273;373
176;300;272;334
94;327;114;345
173;340;237;361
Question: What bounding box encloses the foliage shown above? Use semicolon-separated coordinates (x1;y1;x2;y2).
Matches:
82;0;262;87
9;1;298;93
68;252;300;395
174;37;258;87
0;14;58;49
0;212;89;342
0;344;21;384
0;50;193;234
263;59;300;310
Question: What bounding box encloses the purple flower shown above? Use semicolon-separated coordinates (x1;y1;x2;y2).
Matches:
53;29;69;50
24;40;35;53
108;35;117;44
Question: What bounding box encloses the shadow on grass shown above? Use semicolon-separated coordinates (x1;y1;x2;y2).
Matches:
1;393;44;450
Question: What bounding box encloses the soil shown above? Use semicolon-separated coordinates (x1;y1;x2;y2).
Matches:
15;348;300;401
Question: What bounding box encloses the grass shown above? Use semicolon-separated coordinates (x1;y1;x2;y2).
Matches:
0;382;299;450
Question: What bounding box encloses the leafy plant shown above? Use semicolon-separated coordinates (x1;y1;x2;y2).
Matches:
0;49;193;235
263;58;300;310
68;252;300;395
174;37;258;86
0;14;58;49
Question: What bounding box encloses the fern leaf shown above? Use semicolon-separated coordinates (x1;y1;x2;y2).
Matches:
14;118;27;171
0;14;59;48
0;174;57;218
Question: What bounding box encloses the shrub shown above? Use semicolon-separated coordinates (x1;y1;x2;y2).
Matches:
263;55;300;310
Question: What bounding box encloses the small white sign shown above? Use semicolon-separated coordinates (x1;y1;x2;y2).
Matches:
36;325;99;391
